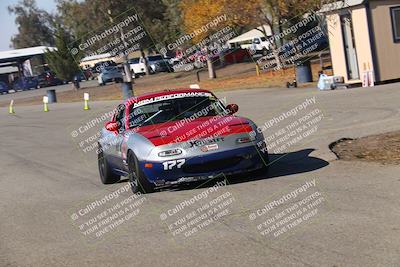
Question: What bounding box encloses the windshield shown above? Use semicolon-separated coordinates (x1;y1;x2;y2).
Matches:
128;96;227;128
147;55;163;62
129;58;140;64
103;66;119;72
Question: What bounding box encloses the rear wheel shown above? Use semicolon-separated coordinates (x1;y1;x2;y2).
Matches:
262;48;268;56
127;151;154;194
98;145;120;184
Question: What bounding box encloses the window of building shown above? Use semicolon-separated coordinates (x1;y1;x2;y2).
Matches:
390;6;400;42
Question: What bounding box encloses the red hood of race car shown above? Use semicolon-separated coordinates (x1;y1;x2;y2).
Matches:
130;115;252;146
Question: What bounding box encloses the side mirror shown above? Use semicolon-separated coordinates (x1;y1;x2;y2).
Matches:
226;104;239;115
105;121;120;133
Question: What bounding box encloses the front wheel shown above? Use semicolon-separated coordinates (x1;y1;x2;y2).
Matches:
127;152;154;194
98;146;120;184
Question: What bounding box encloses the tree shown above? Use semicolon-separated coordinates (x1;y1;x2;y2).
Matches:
56;0;169;76
180;0;329;72
8;0;55;48
181;0;219;79
180;0;262;78
160;0;185;42
45;27;81;90
275;0;326;18
256;0;330;69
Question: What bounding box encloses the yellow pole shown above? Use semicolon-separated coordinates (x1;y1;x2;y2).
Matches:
84;93;90;110
9;100;15;114
43;96;49;112
256;63;261;76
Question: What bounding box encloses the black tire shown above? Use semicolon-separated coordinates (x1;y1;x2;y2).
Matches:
127;151;154;194
98;146;120;184
262;48;268;56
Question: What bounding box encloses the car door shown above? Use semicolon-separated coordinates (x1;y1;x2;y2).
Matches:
116;104;129;170
108;104;126;170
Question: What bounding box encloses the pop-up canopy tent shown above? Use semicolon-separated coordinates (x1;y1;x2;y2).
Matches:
0;46;56;77
228;25;272;49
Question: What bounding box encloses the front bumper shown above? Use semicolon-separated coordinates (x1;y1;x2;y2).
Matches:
140;145;267;186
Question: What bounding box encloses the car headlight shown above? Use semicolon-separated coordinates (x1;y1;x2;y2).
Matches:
158;148;182;157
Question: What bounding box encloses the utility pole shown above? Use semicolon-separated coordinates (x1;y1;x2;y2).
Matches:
107;9;134;98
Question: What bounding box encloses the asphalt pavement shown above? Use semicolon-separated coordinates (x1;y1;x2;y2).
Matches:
0;83;399;266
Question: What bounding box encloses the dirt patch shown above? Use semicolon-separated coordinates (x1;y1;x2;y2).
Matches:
330;132;400;165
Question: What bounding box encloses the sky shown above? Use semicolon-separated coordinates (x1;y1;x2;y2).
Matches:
0;0;57;51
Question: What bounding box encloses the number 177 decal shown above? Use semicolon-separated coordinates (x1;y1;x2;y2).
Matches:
162;159;186;170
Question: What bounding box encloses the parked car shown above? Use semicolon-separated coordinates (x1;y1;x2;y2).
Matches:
129;57;146;77
0;81;9;94
129;55;173;77
97;66;124;85
224;48;252;64
13;76;39;91
92;61;117;74
190;50;219;68
251;36;272;55
74;69;93;81
98;88;269;193
147;55;173;73
37;72;64;88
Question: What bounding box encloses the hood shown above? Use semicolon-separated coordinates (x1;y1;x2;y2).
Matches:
130;116;253;146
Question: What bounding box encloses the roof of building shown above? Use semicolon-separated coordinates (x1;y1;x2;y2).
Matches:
228;25;272;44
81;53;114;62
319;0;366;13
0;46;56;64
